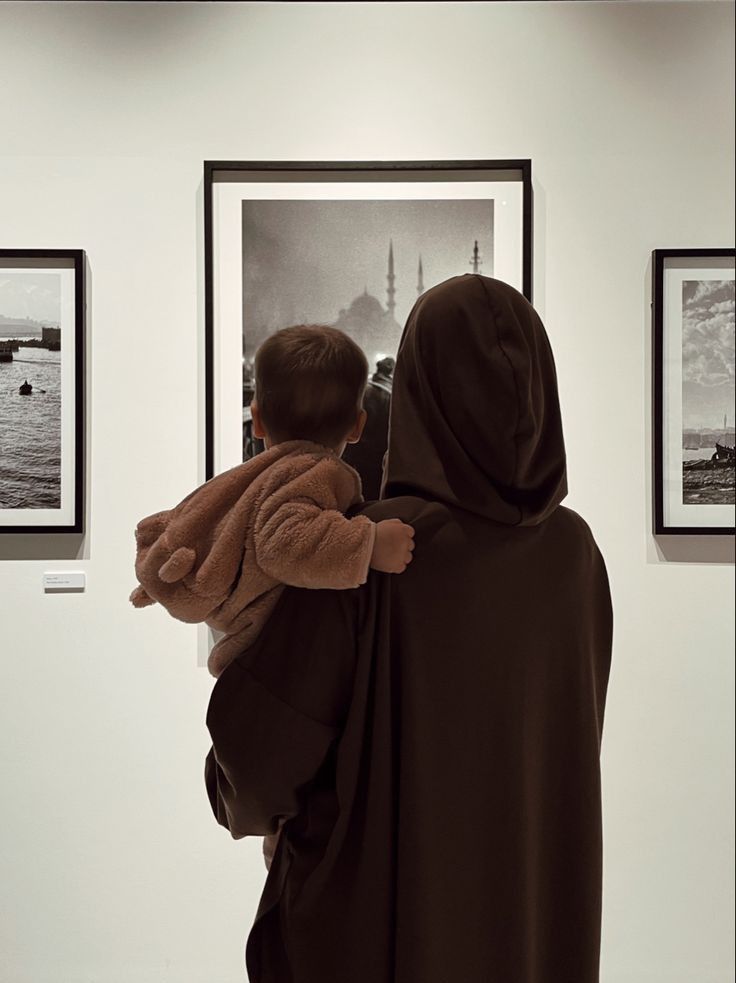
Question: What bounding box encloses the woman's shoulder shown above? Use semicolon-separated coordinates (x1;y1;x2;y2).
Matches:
358;495;452;528
553;504;602;545
551;505;610;577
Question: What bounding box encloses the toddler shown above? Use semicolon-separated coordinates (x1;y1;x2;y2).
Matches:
130;324;414;678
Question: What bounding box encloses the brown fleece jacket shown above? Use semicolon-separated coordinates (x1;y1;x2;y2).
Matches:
129;441;375;676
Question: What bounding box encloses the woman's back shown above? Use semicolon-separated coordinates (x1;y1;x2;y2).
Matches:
292;271;613;981
361;495;612;982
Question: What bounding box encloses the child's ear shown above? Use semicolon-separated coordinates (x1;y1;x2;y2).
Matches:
346;408;367;445
251;401;266;440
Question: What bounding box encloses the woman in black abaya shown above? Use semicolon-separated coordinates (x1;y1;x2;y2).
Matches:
205;273;613;983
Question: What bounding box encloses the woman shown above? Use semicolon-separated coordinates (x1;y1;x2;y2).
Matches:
205;274;613;983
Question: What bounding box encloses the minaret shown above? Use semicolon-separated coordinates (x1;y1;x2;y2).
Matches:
469;240;482;274
417;255;425;297
386;240;396;319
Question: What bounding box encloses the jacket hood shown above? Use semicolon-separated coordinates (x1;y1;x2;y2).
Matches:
381;274;568;525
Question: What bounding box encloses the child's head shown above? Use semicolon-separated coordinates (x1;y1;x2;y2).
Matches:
253;325;369;452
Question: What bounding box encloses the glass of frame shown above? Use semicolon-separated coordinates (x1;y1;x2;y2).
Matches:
653;248;735;535
204;159;533;484
0;249;85;534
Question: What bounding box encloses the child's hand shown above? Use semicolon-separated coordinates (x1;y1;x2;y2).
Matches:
370;519;415;574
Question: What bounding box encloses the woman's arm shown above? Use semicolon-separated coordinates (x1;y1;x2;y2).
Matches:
204;585;357;838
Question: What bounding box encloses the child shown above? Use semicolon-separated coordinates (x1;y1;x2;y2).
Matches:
130;324;414;678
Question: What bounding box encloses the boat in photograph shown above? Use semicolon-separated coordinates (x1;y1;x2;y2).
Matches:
682;419;735;505
713;441;735;463
684;451;734;471
19;379;32;395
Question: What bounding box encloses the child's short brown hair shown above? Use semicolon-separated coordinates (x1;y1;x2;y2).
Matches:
255;325;369;447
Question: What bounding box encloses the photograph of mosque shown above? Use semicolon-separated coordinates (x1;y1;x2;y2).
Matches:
240;197;494;461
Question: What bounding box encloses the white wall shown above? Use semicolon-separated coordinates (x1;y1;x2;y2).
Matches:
1;2;733;981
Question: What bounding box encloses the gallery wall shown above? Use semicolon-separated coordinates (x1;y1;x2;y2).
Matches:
1;2;734;982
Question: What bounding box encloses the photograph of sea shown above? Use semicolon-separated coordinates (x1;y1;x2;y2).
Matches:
0;271;62;510
680;278;735;506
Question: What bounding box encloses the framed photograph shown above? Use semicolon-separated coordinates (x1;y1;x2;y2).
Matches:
0;250;85;534
653;248;735;535
204;159;532;484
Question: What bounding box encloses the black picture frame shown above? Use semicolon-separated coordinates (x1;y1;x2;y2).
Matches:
0;249;85;535
203;159;533;481
652;248;735;536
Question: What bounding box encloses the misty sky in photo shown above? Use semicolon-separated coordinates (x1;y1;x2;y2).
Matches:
682;278;735;430
0;272;61;325
242;198;494;359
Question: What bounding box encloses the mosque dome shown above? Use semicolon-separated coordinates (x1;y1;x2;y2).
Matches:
348;290;385;321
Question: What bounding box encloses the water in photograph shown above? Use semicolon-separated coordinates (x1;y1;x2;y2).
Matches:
682;447;717;461
0;347;61;508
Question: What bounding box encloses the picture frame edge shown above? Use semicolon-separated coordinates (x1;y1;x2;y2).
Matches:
203;157;534;480
0;248;86;534
652;248;736;537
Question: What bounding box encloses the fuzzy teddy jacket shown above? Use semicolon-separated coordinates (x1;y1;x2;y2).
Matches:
130;441;375;676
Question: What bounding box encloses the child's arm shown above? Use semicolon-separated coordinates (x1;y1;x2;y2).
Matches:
256;502;414;589
255;499;377;589
253;456;414;589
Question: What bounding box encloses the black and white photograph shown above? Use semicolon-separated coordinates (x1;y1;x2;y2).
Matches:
653;249;736;535
240;198;494;489
681;278;735;505
205;161;532;480
0;251;85;534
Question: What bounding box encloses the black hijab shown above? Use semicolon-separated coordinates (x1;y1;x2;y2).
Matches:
383;273;568;525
